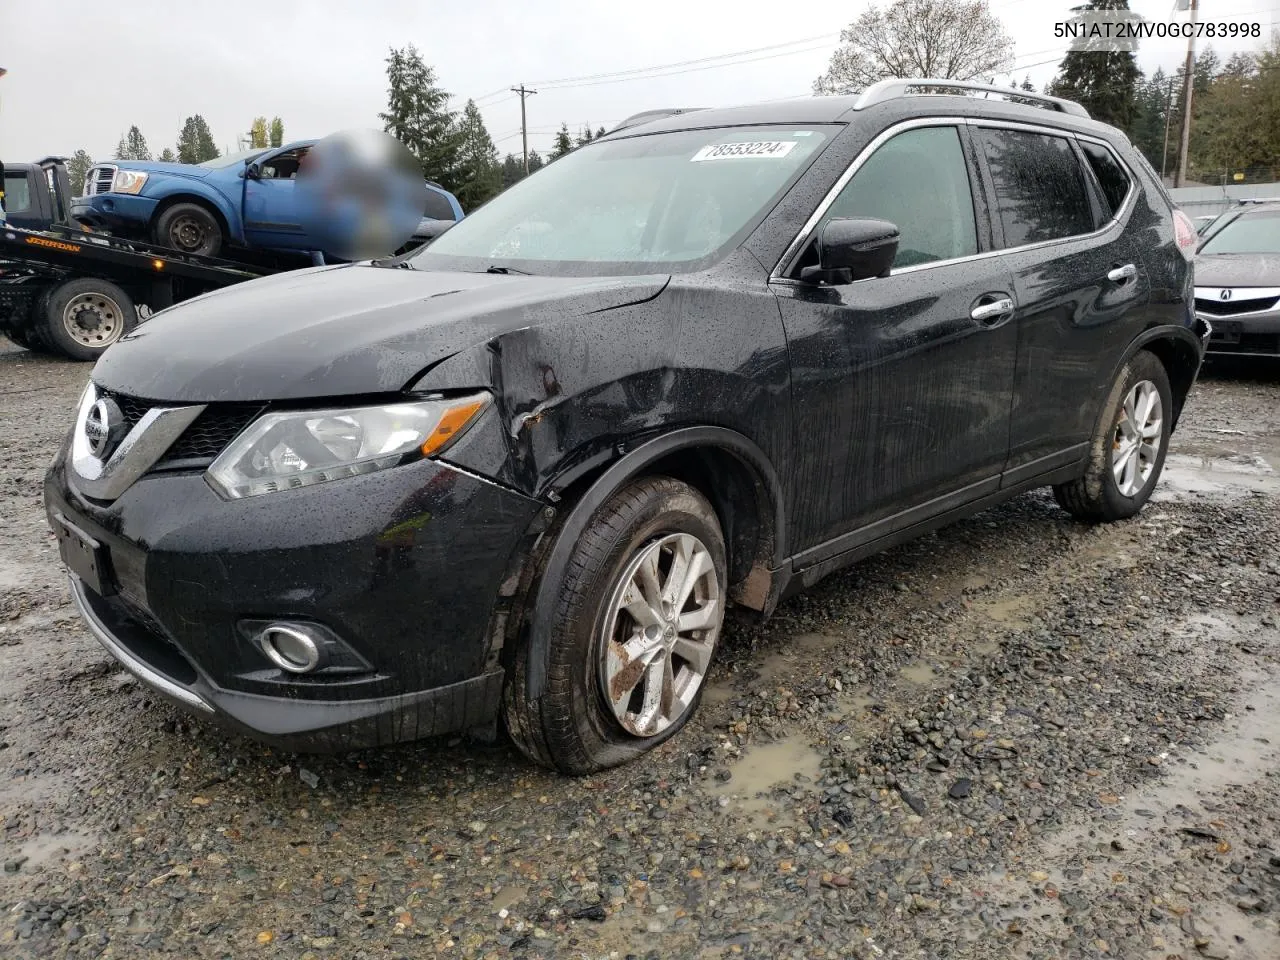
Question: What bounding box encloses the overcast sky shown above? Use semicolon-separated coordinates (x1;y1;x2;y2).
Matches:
2;0;1276;164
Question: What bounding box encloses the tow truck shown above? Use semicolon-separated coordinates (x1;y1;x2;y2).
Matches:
1;157;283;361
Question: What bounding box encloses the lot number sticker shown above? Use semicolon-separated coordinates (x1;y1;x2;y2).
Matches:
691;140;798;162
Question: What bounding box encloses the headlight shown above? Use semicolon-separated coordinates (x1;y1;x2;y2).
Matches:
206;394;489;499
111;170;149;195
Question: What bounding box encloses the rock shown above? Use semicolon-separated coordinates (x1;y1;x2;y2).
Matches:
298;768;320;789
571;904;606;921
3;857;27;873
948;779;972;800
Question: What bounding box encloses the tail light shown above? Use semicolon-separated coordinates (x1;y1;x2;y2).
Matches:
1172;209;1198;260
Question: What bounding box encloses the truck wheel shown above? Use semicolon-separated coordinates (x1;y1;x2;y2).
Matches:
1053;350;1172;523
154;202;222;258
504;477;727;774
42;278;138;361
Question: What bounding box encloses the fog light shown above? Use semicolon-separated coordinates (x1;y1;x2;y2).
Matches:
257;623;324;674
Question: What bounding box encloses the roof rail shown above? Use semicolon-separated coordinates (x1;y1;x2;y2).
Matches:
607;107;708;135
852;78;1091;119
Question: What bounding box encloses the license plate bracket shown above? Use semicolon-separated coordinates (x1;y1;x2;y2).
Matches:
1212;320;1242;344
52;512;116;597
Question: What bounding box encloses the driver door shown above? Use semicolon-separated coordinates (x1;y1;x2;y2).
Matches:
242;146;308;250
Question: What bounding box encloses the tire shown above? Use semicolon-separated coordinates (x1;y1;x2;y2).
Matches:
504;476;728;774
41;278;138;361
1053;350;1172;522
153;202;223;258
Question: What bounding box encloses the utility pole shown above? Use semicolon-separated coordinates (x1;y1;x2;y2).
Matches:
511;84;538;175
1161;74;1175;180
1175;0;1200;188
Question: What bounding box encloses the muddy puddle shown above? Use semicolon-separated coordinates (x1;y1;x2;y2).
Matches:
1156;452;1279;501
706;734;823;826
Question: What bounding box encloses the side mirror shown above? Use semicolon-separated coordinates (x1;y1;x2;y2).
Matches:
800;218;900;285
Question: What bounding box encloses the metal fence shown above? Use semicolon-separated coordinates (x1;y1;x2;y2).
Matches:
1168;182;1280;219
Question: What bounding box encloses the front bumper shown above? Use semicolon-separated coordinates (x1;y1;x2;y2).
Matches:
69;194;158;233
44;449;542;751
1197;306;1280;357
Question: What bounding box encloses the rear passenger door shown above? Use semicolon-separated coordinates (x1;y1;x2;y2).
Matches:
972;125;1149;484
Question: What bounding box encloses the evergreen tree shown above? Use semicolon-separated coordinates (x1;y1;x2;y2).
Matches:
527;150;545;173
158;147;176;163
114;126;152;161
595;126;606;139
575;125;595;148
1047;1;1142;130
550;123;574;160
66;150;94;195
1021;75;1034;92
177;115;220;164
1129;68;1173;172
379;44;463;190
500;152;525;189
453;99;502;209
249;117;269;149
269;117;285;148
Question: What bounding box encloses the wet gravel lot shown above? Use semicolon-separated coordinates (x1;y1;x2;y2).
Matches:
1;340;1278;960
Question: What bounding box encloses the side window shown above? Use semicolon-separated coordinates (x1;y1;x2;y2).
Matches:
423;189;456;221
977;128;1095;247
3;173;32;213
1080;140;1131;219
819;126;978;270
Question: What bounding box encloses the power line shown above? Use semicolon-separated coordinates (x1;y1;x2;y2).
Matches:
531;42;836;91
528;33;840;88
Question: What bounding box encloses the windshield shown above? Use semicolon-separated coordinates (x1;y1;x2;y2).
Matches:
411;125;832;275
196;149;268;169
1199;211;1280;254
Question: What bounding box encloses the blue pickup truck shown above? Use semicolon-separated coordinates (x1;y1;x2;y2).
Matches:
71;140;464;259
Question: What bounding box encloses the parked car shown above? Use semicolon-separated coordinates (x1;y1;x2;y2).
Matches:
45;80;1206;773
1194;199;1280;357
71;142;464;259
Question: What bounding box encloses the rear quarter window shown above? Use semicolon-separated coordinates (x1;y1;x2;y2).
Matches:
424;190;456;220
1080;140;1132;219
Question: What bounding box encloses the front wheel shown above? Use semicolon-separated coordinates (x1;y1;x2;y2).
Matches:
1053;349;1172;522
154;202;223;258
504;477;727;774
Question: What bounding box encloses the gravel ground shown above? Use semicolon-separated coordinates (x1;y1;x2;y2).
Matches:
1;341;1278;960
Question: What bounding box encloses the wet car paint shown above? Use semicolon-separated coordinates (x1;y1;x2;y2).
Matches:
45;93;1201;749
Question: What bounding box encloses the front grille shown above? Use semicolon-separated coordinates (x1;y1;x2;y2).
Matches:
1195;296;1280;317
156;404;263;467
100;389;155;433
85;165;117;196
97;390;262;469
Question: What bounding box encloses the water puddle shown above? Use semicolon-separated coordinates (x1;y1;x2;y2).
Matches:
898;662;937;686
1;827;97;873
975;595;1036;629
750;633;842;688
1156;453;1279;501
490;883;528;914
708;735;823;823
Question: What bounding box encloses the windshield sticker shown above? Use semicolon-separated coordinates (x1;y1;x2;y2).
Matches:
691;140;798;162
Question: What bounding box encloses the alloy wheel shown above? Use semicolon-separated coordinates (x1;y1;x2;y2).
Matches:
598;532;723;738
1112;379;1163;497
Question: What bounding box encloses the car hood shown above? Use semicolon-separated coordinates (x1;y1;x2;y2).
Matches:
110;160;215;180
92;263;670;402
1194;253;1280;288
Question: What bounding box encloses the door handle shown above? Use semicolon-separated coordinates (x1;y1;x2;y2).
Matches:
1107;263;1137;283
970;297;1015;325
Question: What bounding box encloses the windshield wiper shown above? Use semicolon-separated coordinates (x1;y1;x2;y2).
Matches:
484;265;533;275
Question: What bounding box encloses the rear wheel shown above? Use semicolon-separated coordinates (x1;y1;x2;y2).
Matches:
1053;350;1172;522
504;477;727;774
154;202;223;258
41;278;138;361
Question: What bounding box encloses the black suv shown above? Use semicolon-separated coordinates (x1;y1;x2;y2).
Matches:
45;79;1208;774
